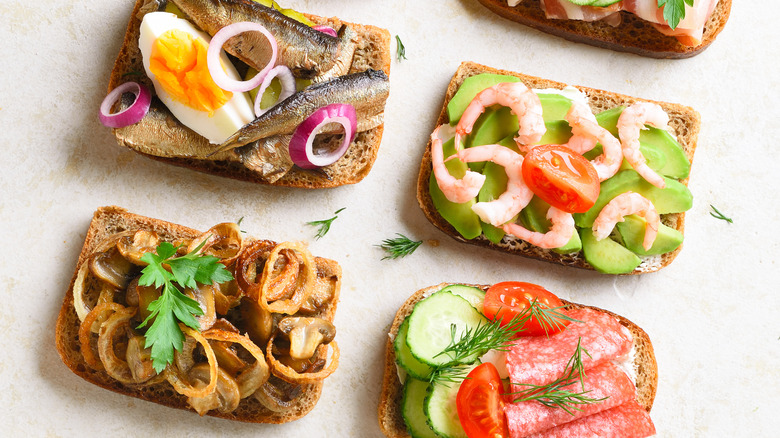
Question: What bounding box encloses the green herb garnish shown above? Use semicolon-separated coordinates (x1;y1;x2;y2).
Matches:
137;240;233;372
121;71;144;77
709;205;733;224
658;0;694;30
507;339;607;415
378;233;422;259
306;207;345;239
395;35;406;62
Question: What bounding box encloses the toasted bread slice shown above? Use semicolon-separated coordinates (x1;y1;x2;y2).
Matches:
377;283;658;437
477;0;731;58
107;0;391;188
55;206;341;423
417;61;699;274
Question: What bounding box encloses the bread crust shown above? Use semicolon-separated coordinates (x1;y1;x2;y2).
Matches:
477;0;732;59
54;206;342;423
377;283;658;438
417;61;699;274
107;0;391;189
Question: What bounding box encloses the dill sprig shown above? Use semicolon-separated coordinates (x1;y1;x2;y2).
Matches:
709;204;733;224
378;233;422;259
506;339;607;415
428;301;580;385
306;208;345;239
395;35;406;61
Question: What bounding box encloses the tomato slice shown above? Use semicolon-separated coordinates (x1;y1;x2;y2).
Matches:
456;363;508;438
483;281;570;336
521;144;599;213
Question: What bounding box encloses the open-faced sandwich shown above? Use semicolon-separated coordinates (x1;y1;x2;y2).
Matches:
99;0;391;188
418;62;698;274
378;281;657;437
477;0;731;58
55;206;341;423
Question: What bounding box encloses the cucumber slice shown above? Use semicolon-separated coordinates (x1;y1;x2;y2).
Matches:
395;317;434;380
438;285;486;313
424;363;479;438
407;291;488;367
402;378;440;438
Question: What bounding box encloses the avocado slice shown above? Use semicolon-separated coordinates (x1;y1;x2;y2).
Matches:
574;170;693;228
580;228;641;274
429;138;482;240
617;215;683;256
596;107;690;179
476;136;521;243
447;74;522;124
537;93;575;122
519;196;582;254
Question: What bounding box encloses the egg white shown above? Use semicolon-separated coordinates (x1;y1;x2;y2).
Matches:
138;12;255;145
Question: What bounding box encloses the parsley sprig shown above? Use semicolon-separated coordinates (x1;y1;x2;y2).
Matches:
137;240;233;372
658;0;694;30
306;208;345;239
506;339;607;415
378;233;422;259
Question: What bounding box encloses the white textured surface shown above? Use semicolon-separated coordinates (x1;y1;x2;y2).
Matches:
1;0;779;436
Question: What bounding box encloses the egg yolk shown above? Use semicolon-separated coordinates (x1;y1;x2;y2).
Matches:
149;29;232;115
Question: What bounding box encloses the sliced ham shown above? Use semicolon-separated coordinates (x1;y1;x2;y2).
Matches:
505;308;633;388
524;400;656;438
505;362;636;437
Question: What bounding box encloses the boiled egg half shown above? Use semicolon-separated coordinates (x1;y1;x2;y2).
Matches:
138;12;254;144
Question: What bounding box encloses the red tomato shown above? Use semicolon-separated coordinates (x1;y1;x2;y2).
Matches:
456;363;508;438
483;281;570;336
521;144;600;213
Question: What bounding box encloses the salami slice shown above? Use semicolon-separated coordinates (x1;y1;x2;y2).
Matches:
524;400;656;438
505;362;635;437
505;308;633;388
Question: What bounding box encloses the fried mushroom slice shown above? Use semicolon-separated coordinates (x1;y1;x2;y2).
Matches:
254;377;304;412
117;230;160;265
277;317;336;360
187;364;241;415
203;328;270;399
126;335;160;384
267;330;339;384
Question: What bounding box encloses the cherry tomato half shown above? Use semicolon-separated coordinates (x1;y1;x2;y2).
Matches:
521;144;600;214
456;362;508;438
483;281;570;336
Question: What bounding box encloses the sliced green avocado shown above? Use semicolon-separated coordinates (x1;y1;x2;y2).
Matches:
464;107;517;172
537;93;575;122
429;138;482;240
539;120;573;145
596;107;690;179
519;196;582;254
617;215;683;256
574;170;693;228
447;74;521;124
580;228;641;274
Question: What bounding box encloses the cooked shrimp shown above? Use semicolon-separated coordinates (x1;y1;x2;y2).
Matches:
564;101;623;181
592;192;659;251
430;124;486;204
617;102;669;188
455;82;545;152
455;144;534;227
502;207;575;249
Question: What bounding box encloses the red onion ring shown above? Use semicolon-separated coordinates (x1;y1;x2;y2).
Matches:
207;22;278;93
98;82;151;128
289;104;357;169
312;25;337;37
253;65;296;117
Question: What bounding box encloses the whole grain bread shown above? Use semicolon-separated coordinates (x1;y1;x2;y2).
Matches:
107;0;391;188
55;206;342;423
377;283;658;437
417;61;699;274
477;0;731;58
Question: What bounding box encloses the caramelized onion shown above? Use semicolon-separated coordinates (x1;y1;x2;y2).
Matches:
203;329;270;399
235;240;276;299
214;279;242;315
126;335;159;383
267;332;339;384
79;302;126;370
186;283;217;331
187;364;241;415
97;306;138;384
187;223;243;266
166;327;218;399
72;261;92;322
259;242;316;315
254;379;303;412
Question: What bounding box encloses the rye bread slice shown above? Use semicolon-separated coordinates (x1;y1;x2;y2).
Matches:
107;0;391;189
54;206;342;423
477;0;732;59
377;283;658;437
417;61;700;274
